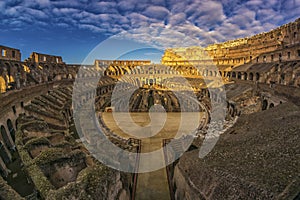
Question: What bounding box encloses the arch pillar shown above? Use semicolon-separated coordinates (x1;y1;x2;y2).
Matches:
0;156;10;177
0;141;12;164
0;125;14;150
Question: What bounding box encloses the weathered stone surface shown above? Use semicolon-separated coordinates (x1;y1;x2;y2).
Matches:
174;102;300;199
0;175;24;200
47;164;130;200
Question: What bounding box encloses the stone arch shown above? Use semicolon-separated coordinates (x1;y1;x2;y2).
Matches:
0;76;6;93
237;72;242;79
5;63;12;77
14;63;21;73
123;67;130;75
227;72;231;78
228;104;236;117
6;119;15;142
0;125;13;150
255;72;260;82
244;72;248;80
232;72;236;78
115;66;122;76
280;73;285;84
249;72;254;81
7;63;17;85
168;67;173;75
133;67;139;74
149;78;155;85
0;141;10;164
262;99;268;110
205;69;208;76
136;78;141;87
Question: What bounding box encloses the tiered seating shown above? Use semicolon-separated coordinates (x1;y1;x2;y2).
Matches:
14;86;96;198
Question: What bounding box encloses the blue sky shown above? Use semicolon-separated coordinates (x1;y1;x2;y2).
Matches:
0;0;299;64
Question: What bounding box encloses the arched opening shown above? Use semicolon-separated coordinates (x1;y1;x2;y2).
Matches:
209;71;213;76
249;72;254;81
123;68;130;75
227;72;231;78
262;99;268;110
136;78;140;87
15;64;21;73
7;119;15;142
255;73;260;81
280;74;285;84
148;90;154;109
0;76;6;93
237;72;242;79
5;63;11;78
136;68;140;74
114;66;120;76
0;141;10;164
269;103;274;108
0;126;13;150
244;72;248;80
232;72;236;78
149;79;154;85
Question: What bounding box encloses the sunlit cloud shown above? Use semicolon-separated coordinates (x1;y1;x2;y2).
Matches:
0;0;298;63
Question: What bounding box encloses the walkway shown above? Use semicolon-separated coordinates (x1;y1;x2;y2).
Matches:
102;112;203;200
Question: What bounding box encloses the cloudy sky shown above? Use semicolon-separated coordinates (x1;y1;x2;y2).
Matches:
0;0;299;63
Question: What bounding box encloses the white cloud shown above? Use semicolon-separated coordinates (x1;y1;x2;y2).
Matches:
114;24;204;50
143;5;170;20
169;13;186;26
25;8;47;19
117;0;136;12
5;6;20;16
0;0;298;48
78;24;104;32
53;8;79;15
89;1;118;14
56;22;69;28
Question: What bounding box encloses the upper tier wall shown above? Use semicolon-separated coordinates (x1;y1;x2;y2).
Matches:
0;46;21;62
162;18;300;66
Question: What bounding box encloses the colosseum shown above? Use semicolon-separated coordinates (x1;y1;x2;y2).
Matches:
0;18;299;200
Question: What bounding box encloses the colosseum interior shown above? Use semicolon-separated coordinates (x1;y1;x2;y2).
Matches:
0;18;299;200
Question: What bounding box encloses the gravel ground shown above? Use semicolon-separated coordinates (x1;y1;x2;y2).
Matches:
177;102;300;199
